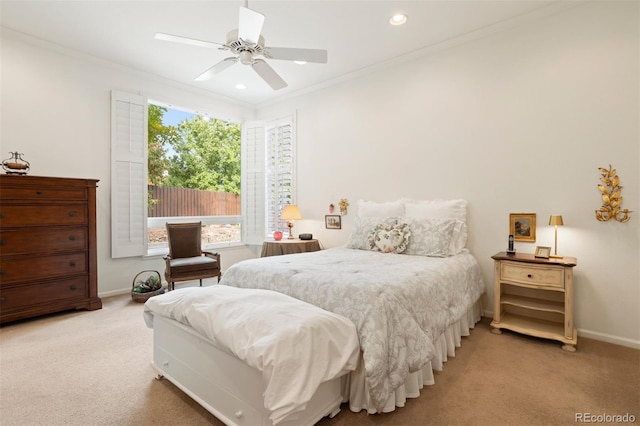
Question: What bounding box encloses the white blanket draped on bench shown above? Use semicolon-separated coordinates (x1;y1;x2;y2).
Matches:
144;285;359;424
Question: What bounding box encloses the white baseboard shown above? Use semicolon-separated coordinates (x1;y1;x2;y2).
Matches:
482;309;640;350
577;329;640;350
98;288;131;298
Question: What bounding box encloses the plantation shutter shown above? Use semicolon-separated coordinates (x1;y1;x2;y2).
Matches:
241;121;267;245
266;115;296;236
111;90;148;258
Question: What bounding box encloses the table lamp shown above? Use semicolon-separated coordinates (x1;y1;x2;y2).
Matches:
549;215;564;258
280;204;302;239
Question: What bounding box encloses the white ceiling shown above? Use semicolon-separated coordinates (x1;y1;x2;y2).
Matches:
1;1;563;106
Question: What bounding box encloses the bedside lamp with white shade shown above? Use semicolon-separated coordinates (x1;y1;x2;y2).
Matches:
280;204;302;239
549;215;564;258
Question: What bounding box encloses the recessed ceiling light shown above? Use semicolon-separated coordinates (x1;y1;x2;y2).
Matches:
294;60;307;65
235;83;247;90
389;13;407;26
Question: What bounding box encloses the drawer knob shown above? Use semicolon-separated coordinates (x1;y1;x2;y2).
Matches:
69;261;76;267
68;211;77;217
36;191;43;195
69;235;76;241
527;274;532;278
0;213;4;219
235;411;243;419
70;285;77;291
0;240;3;246
0;269;3;275
0;296;5;303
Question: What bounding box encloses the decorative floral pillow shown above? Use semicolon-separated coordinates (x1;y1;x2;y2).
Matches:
368;223;411;254
347;217;397;250
400;217;456;257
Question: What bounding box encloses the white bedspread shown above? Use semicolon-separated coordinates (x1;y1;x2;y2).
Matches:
143;285;359;424
220;247;485;411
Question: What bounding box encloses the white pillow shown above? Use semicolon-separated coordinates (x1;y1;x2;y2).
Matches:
401;217;456;257
346;216;397;250
404;199;468;255
368;223;411;254
404;199;467;222
357;199;405;217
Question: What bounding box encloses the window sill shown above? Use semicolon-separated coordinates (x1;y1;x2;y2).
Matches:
144;241;248;259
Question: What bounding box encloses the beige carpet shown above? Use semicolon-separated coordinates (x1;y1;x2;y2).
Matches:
1;294;638;426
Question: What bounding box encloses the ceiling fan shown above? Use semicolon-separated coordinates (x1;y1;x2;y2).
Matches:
154;2;328;90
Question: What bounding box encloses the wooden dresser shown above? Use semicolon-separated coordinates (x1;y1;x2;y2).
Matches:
0;175;101;323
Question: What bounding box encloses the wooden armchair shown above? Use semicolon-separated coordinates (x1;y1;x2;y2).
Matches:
164;222;221;291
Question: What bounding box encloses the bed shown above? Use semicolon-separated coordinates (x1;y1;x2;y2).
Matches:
144;198;486;422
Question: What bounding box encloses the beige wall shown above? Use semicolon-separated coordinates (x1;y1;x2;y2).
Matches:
1;30;260;298
258;2;639;346
1;2;638;346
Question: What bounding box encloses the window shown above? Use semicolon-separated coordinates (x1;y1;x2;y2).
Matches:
111;90;296;258
266;117;296;236
146;101;241;253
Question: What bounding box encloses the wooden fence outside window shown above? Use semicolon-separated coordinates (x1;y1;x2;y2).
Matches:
148;185;240;217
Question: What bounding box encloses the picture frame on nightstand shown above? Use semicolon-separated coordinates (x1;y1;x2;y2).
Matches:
534;246;551;258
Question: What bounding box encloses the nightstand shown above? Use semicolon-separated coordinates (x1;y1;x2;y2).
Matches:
261;239;321;257
490;252;578;352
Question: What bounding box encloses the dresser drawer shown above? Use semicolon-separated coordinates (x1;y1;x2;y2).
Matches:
0;252;87;284
0;205;87;227
0;186;87;201
501;261;565;289
0;276;89;311
0;227;88;255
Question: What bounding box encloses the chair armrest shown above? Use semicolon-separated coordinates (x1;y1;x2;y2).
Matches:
202;251;220;258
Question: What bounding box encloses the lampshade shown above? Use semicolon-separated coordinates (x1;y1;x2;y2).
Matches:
280;205;302;220
549;215;564;226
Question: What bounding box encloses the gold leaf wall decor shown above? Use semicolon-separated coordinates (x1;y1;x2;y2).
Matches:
595;165;632;222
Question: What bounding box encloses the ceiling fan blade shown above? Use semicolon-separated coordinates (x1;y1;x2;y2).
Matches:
238;6;265;45
154;32;226;49
265;47;328;64
252;59;288;90
195;57;238;81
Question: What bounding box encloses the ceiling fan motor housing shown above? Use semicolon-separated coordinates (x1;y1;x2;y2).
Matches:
226;29;265;65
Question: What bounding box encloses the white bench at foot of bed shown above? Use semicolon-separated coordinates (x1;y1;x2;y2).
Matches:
152;314;346;426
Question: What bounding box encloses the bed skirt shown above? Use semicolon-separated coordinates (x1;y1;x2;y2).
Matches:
344;298;483;413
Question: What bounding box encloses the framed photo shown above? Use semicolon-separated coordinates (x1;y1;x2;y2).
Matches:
325;215;341;230
509;213;536;242
535;246;551;259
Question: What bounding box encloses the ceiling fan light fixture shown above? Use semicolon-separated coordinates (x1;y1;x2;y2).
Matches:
294;60;307;65
239;50;254;65
389;13;408;26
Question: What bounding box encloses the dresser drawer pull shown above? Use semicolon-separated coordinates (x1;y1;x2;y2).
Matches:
69;235;76;241
0;240;3;246
69;261;76;267
70;285;77;291
0;213;4;219
0;297;5;303
36;191;43;195
527;274;532;278
0;269;3;275
68;211;77;217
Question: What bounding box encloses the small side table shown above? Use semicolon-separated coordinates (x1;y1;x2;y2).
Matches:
261;239;321;257
491;251;578;352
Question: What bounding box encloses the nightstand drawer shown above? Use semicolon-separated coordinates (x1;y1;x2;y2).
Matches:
501;262;565;289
